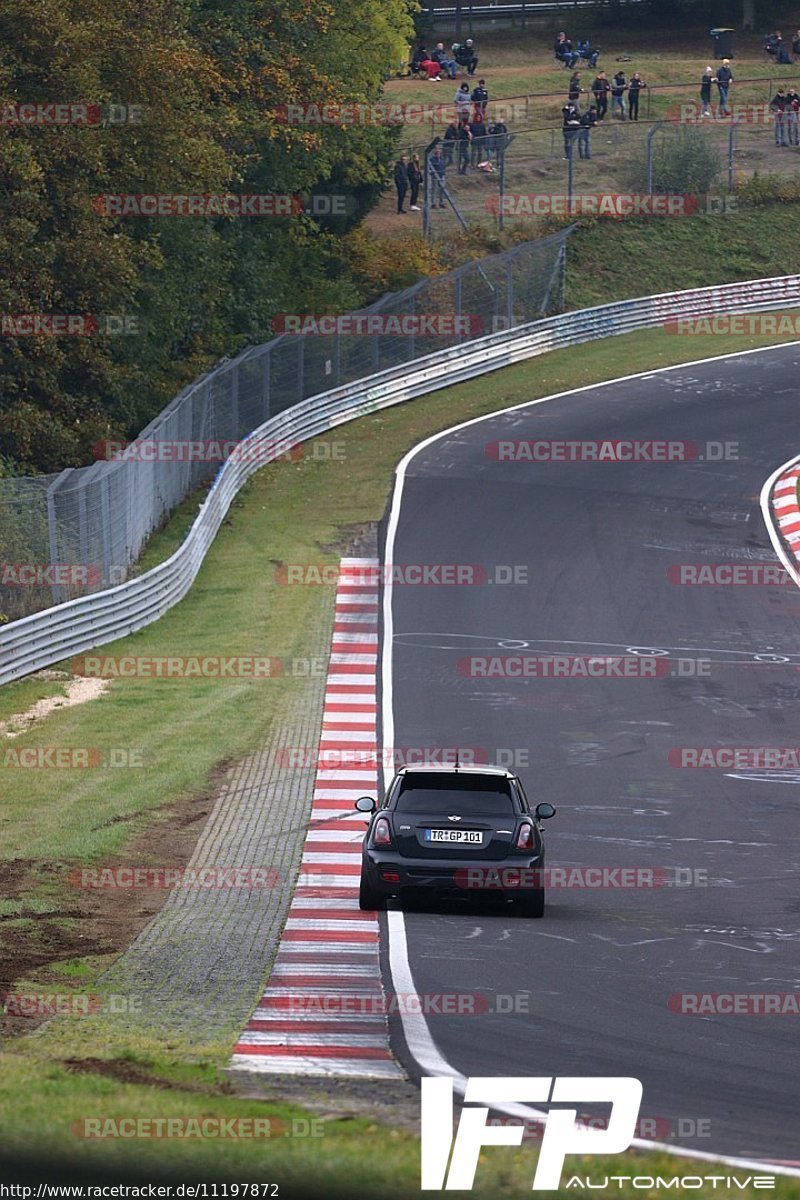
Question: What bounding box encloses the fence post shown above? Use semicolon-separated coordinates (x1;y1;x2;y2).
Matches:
498;145;506;231
646;122;663;194
261;347;270;423
728;116;737;192
423;154;432;239
297;335;305;404
99;472;112;587
45;469;72;607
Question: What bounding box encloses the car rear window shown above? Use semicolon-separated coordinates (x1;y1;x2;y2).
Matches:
393;773;516;814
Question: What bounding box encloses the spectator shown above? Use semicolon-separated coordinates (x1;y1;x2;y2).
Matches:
408;153;422;209
579;103;598;158
455;81;472;121
764;31;782;59
776;33;792;65
429;146;447;207
577;39;600;68
471;79;489;118
555;33;579;69
771;86;789;146
628;72;646;121
420;55;442;81
716;60;733;115
470;111;487;165
792;30;800;59
394;154;409;213
562;100;581;158
456;116;472;174
432;42;457;80
443;118;459;166
610;70;627;120
455;38;479;75
787;87;800;144
487;118;508;163
700;66;713;117
568;71;583;103
592;71;610;120
410;45;429;76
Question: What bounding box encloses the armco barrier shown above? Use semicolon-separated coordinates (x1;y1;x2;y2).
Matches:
2;274;799;687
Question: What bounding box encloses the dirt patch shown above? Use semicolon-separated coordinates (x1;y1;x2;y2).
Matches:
62;1057;233;1095
0;766;224;1040
0;675;110;737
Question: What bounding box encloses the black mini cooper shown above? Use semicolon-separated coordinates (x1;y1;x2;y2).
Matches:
355;764;555;916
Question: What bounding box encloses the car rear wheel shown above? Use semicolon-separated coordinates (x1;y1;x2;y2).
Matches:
514;890;544;918
359;874;387;911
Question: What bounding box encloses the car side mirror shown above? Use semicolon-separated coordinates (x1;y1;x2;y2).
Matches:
535;802;556;820
355;796;377;813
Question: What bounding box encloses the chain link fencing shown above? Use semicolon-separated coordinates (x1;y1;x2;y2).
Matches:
0;231;569;624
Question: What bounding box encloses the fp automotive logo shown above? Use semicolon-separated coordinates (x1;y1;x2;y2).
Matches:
421;1076;643;1190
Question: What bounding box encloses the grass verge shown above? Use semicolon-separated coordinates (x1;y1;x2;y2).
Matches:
3;318;800;1189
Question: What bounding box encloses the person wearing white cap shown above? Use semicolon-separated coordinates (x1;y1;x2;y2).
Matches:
716;58;733;116
700;66;713;116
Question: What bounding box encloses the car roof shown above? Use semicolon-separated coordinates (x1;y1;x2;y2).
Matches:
393;763;516;779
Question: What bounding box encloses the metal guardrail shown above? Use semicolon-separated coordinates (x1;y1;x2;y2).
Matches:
2;273;799;687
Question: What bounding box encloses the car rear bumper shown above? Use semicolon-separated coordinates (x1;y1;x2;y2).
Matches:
362;851;545;898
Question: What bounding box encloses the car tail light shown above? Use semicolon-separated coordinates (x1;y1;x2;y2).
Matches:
373;817;392;846
516;823;534;850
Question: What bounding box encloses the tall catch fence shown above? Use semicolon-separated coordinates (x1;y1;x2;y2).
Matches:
0;231;569;623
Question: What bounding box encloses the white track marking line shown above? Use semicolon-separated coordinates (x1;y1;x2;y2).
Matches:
382;346;800;1178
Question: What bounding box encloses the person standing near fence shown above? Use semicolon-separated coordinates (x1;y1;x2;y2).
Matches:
787;88;800;144
455;81;472;122
610;71;627;120
471;79;489;118
470;111;487;165
627;72;646;120
699;66;713;117
771;87;789;146
592;71;610;120
716;60;733;116
568;71;582;104
457;117;472;174
408;153;422;209
443;118;459;165
394;154;409;213
578;104;598;158
429;147;447;208
562;100;581;158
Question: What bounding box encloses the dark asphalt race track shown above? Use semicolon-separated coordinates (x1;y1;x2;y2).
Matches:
384;346;800;1164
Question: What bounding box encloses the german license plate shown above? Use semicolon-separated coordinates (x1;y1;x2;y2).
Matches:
425;829;483;844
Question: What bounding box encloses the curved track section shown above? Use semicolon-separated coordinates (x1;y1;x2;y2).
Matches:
382;345;800;1165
